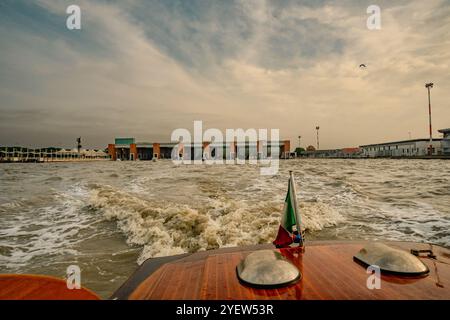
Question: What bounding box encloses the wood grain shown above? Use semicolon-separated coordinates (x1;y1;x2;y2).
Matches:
128;241;450;300
0;274;100;300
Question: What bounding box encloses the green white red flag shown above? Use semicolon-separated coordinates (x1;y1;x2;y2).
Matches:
273;176;301;248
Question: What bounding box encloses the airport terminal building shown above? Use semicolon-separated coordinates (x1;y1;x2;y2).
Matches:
438;128;450;155
360;138;443;157
108;138;291;161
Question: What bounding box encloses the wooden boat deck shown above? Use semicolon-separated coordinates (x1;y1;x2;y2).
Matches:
0;274;100;300
113;241;450;300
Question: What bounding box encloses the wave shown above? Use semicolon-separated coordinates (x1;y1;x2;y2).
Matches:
0;184;97;269
88;184;344;264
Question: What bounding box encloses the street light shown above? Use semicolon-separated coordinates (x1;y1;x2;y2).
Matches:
76;137;82;154
315;126;320;150
296;135;302;158
425;83;434;155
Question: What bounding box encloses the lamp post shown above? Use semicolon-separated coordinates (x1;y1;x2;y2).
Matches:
425;83;434;155
297;135;302;158
76;137;82;154
315;126;320;150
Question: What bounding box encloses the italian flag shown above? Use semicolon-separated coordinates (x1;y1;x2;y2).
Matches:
273;177;300;248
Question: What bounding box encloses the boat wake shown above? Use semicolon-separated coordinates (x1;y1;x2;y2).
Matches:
89;184;343;264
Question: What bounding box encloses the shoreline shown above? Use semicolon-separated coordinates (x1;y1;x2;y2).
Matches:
0;159;110;163
297;156;450;160
2;156;450;163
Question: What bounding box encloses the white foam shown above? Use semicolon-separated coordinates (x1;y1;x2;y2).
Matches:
89;182;344;264
0;183;99;269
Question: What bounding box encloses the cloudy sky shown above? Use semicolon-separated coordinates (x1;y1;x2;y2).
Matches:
0;0;449;149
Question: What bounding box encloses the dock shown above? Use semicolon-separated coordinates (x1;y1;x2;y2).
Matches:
0;147;110;163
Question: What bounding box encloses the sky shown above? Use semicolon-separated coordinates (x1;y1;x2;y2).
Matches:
0;0;449;149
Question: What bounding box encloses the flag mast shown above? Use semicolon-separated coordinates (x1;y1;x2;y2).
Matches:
289;171;304;247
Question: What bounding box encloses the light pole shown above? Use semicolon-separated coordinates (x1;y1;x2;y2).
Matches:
425;83;434;155
77;137;82;154
315;126;320;150
296;135;302;158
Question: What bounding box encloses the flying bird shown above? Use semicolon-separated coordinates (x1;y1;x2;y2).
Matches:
359;64;367;68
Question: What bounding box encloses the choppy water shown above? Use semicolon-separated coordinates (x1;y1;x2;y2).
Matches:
1;159;449;298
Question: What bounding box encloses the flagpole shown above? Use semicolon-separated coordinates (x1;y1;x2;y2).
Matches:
289;171;304;247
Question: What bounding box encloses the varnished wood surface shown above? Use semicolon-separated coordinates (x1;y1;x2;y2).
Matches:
123;241;450;300
0;274;101;300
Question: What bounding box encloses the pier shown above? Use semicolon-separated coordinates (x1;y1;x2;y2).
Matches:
0;147;110;163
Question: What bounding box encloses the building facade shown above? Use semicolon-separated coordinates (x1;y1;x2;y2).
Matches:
108;138;291;161
438;128;450;155
360;139;443;158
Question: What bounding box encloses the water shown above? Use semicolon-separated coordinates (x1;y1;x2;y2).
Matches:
1;159;449;298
